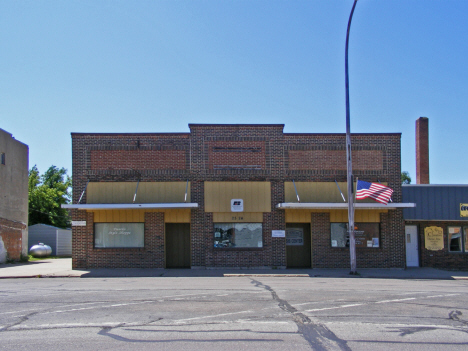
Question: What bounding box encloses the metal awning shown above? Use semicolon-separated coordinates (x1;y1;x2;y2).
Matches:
62;203;199;210
276;202;416;210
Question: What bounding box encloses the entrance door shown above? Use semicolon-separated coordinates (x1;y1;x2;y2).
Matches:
405;225;419;267
166;223;191;268
286;223;311;268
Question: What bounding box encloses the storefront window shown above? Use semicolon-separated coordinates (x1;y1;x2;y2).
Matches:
331;223;348;248
95;223;144;248
331;223;380;248
448;226;468;253
465;227;468;252
214;223;262;248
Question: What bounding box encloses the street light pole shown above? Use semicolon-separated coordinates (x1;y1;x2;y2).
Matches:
345;0;358;274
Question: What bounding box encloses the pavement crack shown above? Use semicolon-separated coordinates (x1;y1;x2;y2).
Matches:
250;279;351;350
449;310;468;327
2;318;163;332
250;279;305;318
449;310;462;321
0;311;38;332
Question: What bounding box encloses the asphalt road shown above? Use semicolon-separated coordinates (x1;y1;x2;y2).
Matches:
1;277;467;350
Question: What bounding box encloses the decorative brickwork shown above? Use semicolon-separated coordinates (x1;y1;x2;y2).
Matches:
91;150;186;170
0;217;26;260
208;141;266;170
288;150;383;171
71;125;405;269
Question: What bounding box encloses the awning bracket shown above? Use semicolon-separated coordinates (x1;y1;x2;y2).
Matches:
133;180;140;203
78;180;90;204
293;180;300;203
335;180;347;203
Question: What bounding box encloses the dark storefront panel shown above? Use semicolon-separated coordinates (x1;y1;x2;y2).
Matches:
286;223;311;268
166;223;191;268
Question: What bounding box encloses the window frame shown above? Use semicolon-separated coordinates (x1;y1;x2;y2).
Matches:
214;222;263;249
448;226;468;253
94;222;145;249
330;222;381;249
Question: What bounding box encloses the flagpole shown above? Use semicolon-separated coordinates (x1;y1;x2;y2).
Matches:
355;177;358;202
345;0;358;275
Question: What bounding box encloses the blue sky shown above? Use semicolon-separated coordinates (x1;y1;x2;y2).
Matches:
1;0;467;184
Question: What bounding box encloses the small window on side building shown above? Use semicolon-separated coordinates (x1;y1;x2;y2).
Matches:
448;226;468;253
1;153;5;165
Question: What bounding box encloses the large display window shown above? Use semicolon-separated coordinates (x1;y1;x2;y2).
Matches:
331;223;380;248
95;223;144;248
214;223;263;248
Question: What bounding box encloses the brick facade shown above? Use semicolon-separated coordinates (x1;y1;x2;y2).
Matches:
406;221;468;270
71;125;405;269
0;217;26;261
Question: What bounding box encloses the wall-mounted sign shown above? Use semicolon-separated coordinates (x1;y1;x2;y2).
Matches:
460;203;468;217
72;221;86;226
231;199;244;212
272;230;285;238
424;226;444;251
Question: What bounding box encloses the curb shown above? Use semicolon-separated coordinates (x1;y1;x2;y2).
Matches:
452;276;468;280
0;275;83;279
224;274;310;277
1;274;466;279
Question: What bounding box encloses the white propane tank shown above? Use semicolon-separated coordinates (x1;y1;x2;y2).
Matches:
29;243;52;258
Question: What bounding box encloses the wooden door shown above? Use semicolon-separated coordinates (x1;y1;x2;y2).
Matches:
286;223;311;268
166;223;191;268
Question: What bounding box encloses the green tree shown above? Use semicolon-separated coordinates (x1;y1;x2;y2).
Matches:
401;171;411;185
28;165;72;228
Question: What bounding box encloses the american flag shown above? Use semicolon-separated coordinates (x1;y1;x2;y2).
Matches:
356;180;393;204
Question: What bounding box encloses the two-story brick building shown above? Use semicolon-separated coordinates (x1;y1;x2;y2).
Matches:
0;128;29;262
65;124;413;269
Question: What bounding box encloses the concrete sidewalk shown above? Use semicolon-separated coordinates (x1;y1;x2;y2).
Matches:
1;258;468;279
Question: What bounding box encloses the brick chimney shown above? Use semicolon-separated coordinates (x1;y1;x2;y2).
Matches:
416;117;429;184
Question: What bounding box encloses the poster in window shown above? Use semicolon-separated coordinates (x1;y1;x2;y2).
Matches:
286;228;303;246
330;223;380;248
331;223;348;248
424;226;444;251
354;223;380;248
